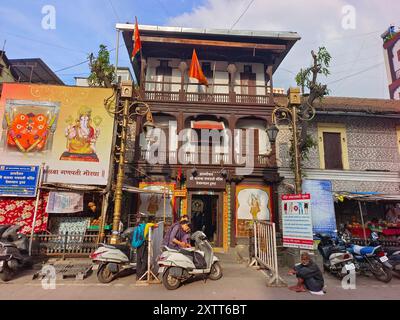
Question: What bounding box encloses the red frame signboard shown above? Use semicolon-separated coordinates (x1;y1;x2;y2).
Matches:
281;194;314;250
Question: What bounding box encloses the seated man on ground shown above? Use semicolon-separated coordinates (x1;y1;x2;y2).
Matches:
288;252;325;294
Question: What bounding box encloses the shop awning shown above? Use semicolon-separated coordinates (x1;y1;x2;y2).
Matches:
335;191;400;202
122;185;171;195
191;120;225;130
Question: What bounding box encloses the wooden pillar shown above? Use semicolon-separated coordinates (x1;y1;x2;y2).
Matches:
227;63;237;103
230;180;237;247
266;65;274;104
178;61;188;101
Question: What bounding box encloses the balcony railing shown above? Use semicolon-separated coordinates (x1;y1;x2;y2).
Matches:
139;150;274;167
142;81;273;105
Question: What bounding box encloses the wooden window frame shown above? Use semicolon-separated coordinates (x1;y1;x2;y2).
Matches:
317;123;349;170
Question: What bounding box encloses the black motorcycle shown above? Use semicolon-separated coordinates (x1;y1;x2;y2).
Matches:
369;232;400;279
0;225;33;282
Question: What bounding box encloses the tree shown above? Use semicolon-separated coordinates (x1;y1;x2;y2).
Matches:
88;44;115;88
287;47;331;178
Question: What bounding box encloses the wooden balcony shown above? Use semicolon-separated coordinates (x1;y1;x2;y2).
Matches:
138;150;275;168
141;81;274;105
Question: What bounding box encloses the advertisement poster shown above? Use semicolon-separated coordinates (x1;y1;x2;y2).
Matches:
282;194;313;249
0;83;115;185
0;165;39;197
46;191;84;213
303;179;337;236
236;185;272;237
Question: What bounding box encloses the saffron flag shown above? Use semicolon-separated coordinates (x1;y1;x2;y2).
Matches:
132;19;142;85
189;49;208;86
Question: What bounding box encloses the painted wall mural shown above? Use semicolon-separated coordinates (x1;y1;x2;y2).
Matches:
236;185;272;237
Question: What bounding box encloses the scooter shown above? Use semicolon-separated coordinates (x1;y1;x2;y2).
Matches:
0;225;33;282
316;232;356;279
90;228;136;283
157;230;223;290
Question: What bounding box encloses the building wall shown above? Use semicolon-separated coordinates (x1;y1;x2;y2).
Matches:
0;57;15;83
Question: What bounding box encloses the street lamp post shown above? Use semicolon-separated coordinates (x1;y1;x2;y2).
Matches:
271;87;315;195
109;81;155;245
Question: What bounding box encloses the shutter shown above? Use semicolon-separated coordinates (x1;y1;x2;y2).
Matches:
323;132;343;169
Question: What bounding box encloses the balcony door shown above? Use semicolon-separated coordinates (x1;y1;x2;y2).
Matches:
240;65;256;96
155;60;172;92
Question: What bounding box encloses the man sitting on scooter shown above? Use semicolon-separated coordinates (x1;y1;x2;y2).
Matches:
164;220;191;250
288;252;325;294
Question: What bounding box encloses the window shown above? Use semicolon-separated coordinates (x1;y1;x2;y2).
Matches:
318;123;349;170
240;65;256;95
155;60;172;91
202;62;213;79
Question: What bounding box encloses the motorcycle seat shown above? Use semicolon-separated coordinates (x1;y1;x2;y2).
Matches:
352;245;380;256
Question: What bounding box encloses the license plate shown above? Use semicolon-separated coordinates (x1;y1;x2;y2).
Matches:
345;263;355;271
380;256;389;263
92;264;99;270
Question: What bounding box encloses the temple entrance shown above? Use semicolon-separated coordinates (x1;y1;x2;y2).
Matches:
190;194;220;245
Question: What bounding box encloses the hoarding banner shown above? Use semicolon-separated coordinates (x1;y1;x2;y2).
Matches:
303;179;337;236
0;83;115;185
282;194;314;250
0;165;39;197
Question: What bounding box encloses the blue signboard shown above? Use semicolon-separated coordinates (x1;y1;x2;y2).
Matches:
302;179;337;236
0;165;40;197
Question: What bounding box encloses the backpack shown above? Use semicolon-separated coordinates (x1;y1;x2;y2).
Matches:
131;223;146;249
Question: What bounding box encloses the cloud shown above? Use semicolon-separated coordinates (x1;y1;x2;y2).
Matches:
168;0;400;98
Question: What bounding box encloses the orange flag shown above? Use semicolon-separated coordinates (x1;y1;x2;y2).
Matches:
189;49;208;86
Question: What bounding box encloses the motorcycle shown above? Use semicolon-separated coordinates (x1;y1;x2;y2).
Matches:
347;240;393;283
0;225;33;282
316;232;356;279
90;228;136;283
369;232;400;279
157;230;222;290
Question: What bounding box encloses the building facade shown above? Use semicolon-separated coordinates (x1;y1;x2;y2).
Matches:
121;24;300;250
382;26;400;100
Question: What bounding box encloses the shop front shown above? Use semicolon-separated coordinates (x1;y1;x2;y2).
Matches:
335;192;400;241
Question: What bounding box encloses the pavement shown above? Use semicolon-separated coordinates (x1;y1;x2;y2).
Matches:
0;252;399;300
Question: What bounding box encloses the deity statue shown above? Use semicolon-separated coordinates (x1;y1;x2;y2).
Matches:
248;193;261;220
60;106;102;162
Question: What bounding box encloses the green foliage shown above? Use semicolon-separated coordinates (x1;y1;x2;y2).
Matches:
289;134;318;177
295;47;331;96
88;44;115;88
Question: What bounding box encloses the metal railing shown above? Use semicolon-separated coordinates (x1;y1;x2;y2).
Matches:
249;221;285;287
30;232;111;258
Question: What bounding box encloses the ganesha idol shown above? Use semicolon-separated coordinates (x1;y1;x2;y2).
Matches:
60;106;102;162
6;112;56;153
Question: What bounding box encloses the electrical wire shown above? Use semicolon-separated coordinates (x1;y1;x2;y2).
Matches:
327;62;384;85
230;0;255;30
107;0;121;22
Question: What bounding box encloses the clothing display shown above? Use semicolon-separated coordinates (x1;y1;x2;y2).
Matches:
0;194;49;234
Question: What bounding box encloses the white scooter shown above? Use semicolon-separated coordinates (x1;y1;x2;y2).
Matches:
157;230;223;290
90;228;136;283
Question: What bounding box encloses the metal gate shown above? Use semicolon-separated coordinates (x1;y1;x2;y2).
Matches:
250;221;286;287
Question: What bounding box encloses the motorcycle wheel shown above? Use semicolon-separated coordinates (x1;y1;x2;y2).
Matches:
162;268;181;290
0;264;14;282
209;262;223;280
371;263;392;283
97;264;115;284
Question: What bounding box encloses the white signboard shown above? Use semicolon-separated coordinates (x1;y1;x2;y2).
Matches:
282;194;314;250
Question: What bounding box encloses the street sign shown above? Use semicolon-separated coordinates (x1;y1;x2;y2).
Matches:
281;194;313;250
0;165;40;197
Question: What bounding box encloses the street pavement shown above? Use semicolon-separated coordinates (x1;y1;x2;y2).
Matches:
0;252;399;300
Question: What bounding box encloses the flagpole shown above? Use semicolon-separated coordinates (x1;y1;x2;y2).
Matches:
115;29;120;83
212;61;216;95
136;16;145;94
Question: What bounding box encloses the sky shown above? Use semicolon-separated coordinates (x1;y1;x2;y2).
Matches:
0;0;398;99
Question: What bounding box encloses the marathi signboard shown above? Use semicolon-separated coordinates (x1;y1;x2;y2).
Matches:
0;83;115;185
303;179;337;236
0;165;39;197
186;170;226;189
174;189;187;197
282;194;314;250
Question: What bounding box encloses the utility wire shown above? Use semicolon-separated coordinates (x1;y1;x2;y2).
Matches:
230;0;255;30
107;0;121;22
327;62;384;85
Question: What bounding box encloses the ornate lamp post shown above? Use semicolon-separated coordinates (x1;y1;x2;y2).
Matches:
271;87;316;194
107;80;155;244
